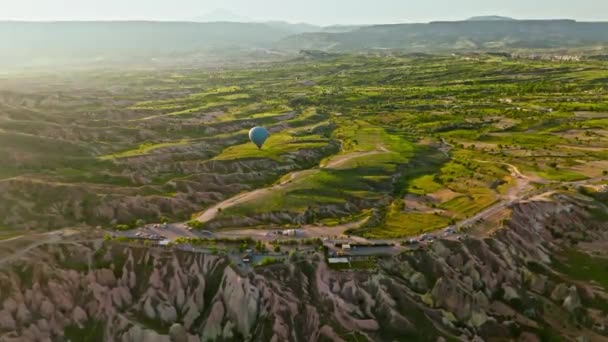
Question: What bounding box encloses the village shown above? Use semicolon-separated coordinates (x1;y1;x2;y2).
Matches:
110;221;462;272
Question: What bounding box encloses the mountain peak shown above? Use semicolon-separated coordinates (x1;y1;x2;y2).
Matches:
466;15;516;21
192;9;251;23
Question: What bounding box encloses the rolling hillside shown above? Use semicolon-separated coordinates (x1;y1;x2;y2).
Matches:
3;19;608;69
0;21;306;68
278;20;608;51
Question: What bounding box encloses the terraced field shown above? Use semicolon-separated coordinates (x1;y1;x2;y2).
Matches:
1;54;607;238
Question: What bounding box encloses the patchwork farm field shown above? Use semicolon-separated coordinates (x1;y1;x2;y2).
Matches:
1;53;607;237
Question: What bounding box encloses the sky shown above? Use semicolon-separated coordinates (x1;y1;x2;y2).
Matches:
0;0;606;25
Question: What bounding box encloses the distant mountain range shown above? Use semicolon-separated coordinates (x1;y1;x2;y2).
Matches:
278;19;608;52
190;9;326;34
1;18;608;69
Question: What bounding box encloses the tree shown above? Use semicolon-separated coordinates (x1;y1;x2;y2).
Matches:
255;240;266;253
273;245;281;253
187;220;205;229
114;224;130;231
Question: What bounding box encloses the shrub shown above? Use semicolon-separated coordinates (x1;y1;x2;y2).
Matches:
255;240;267;252
257;257;281;267
186;220;205;229
114;224;131;231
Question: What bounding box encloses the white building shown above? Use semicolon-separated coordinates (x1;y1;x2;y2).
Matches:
282;229;301;237
327;257;349;264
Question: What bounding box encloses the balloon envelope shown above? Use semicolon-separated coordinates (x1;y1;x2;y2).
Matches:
249;126;269;149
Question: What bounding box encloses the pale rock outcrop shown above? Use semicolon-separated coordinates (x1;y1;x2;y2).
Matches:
182;297;202;330
202;301;225;341
470;310;488;328
111;286;133;308
175;287;186;310
128;271;137;289
48;280;74;311
16;303;31;324
0;193;605;341
0;310;16;330
223;321;235;340
473;291;489;309
169;323;188;342
40;300;55;320
409;272;428;293
432;241;452;258
3;298;18;314
158;303;178;324
141;329;171;342
502;286;519;301
528;273;547;294
143;297;156;320
149;267;163;289
72;306;88;326
563;286;582;312
431;278;472;322
221;267;260;337
124;325;144;342
36;319;50;334
96;269;117;287
551;283;569;302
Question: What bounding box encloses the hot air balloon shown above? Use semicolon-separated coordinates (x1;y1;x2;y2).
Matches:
249;126;269;149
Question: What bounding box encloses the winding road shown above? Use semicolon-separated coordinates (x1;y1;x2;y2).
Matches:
456;174;608;232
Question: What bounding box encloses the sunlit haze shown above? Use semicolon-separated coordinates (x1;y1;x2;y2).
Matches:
0;0;606;25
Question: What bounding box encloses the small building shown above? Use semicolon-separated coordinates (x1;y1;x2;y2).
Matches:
342;244;351;250
242;254;252;263
327;257;349;264
282;229;300;237
158;239;171;246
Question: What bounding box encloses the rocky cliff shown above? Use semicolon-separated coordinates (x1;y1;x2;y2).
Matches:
0;193;607;341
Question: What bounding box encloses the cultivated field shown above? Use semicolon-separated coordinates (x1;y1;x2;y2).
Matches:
1;54;608;238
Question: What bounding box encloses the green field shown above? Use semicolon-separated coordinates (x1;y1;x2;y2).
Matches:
378;212;451;238
554;249;608;290
2;53;608;235
99;140;191;160
214;133;330;161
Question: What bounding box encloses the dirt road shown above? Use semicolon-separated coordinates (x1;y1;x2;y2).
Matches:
0;230;76;266
456;174;608;231
212;218;367;241
196;149;388;224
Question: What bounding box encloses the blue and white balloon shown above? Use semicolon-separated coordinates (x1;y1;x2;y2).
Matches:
248;126;270;149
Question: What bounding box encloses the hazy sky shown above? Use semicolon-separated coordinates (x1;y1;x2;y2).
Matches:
0;0;606;25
